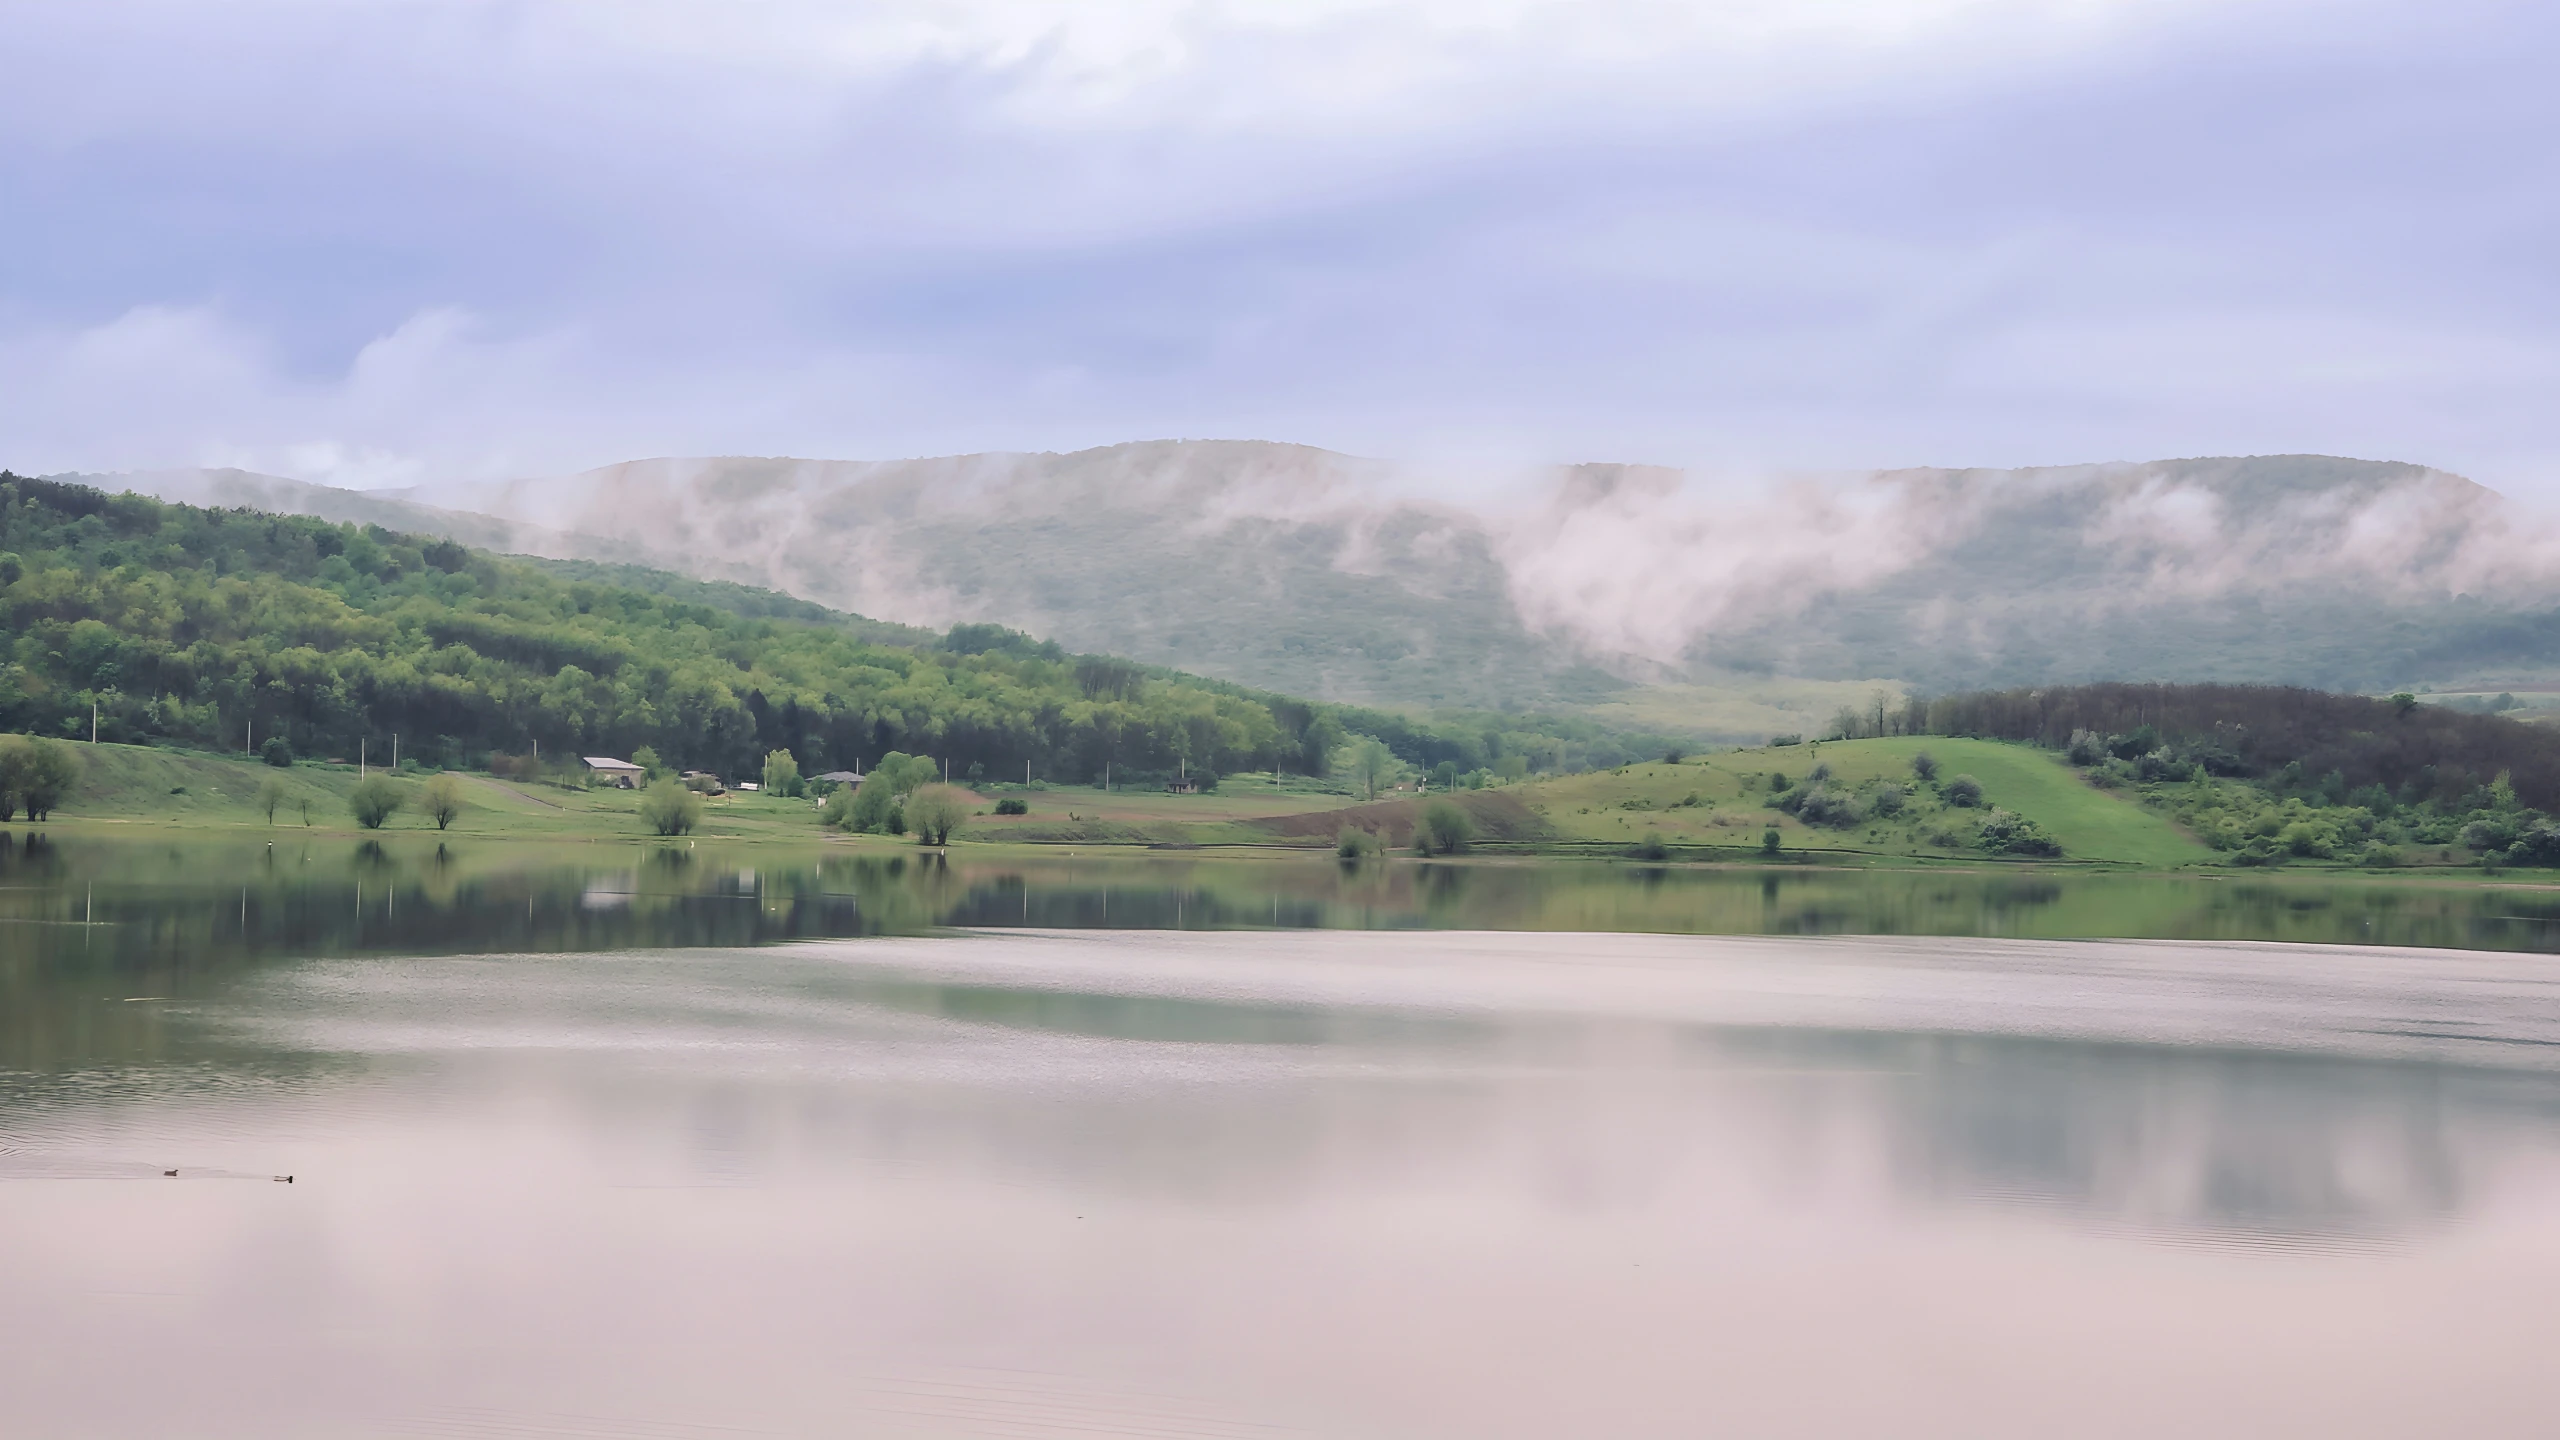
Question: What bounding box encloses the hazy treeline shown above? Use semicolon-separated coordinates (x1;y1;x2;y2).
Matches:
0;475;1645;783
1920;682;2560;809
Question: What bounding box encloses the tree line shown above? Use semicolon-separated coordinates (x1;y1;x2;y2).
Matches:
1910;681;2560;810
0;474;1643;785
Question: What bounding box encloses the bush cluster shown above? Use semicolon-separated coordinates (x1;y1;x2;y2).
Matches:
1975;809;2060;857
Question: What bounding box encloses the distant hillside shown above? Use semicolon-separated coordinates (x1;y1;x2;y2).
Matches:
424;442;1629;712
0;473;1656;784
1673;455;2560;692
87;444;2560;727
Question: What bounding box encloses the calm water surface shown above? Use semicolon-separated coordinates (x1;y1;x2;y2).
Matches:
7;835;2560;1436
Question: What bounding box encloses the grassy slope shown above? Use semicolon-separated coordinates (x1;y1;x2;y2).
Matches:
39;742;840;842
1516;736;2215;865
33;742;1353;848
27;736;2215;866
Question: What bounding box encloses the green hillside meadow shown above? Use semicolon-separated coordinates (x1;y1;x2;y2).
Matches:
1510;737;2214;865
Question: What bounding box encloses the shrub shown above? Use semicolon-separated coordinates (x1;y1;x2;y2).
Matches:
1943;774;1985;808
2506;823;2560;867
348;775;407;830
1769;772;1789;792
257;778;287;824
1630;830;1669;861
1910;750;1938;783
1770;734;1802;747
849;774;904;832
1869;783;1906;817
2233;836;2281;867
630;744;664;781
2065;729;2105;766
1976;808;2061;857
1789;783;1863;829
2279;819;2338;858
1761;826;1781;855
420;772;467;831
993;797;1029;816
761;748;803;797
905;783;968;846
868;751;938;798
2108;725;2161;760
2359;841;2401;868
638;778;701;836
1662;748;1685;765
818;785;856;829
2133;751;2182;783
1418;799;1475;855
2460;818;2517;853
0;735;81;821
260;735;295;767
1335;825;1377;858
1807;762;1833;783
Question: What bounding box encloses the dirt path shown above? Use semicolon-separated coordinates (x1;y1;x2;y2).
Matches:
466;775;563;810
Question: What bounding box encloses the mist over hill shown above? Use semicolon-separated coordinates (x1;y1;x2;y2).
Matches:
86;444;2560;723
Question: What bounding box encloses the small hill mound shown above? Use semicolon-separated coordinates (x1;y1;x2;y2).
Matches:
1250;791;1555;847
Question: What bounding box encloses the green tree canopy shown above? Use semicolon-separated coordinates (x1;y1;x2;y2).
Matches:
904;783;968;846
0;735;79;821
348;775;406;829
638;778;700;836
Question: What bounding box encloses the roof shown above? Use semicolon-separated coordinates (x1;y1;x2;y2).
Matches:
582;756;644;771
814;771;861;783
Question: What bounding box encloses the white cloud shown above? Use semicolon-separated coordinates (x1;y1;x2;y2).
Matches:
3;0;2553;496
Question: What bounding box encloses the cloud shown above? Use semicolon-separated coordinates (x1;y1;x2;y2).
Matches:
3;0;2557;492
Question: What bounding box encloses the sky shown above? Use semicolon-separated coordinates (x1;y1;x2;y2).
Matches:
1;0;2554;495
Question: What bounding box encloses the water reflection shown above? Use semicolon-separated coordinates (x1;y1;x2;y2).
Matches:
13;832;2560;971
9;907;2560;1435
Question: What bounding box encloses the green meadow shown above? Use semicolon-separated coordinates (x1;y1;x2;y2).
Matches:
1513;736;2216;866
0;733;2316;874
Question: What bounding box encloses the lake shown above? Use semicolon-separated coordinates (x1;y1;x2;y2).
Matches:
7;835;2560;1437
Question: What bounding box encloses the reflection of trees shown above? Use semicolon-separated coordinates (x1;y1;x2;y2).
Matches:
1714;1026;2527;1245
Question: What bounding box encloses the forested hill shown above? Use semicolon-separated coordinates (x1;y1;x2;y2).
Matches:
1921;682;2560;810
99;447;2560;717
0;474;1650;782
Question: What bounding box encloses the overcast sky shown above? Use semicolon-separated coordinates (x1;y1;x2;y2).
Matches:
2;0;2552;495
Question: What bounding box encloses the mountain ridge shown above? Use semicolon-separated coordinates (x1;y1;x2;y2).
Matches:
81;442;2560;730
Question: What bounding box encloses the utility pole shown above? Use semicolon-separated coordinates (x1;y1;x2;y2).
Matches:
1026;759;1031;786
247;719;253;756
360;739;366;778
91;700;98;744
392;733;399;770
